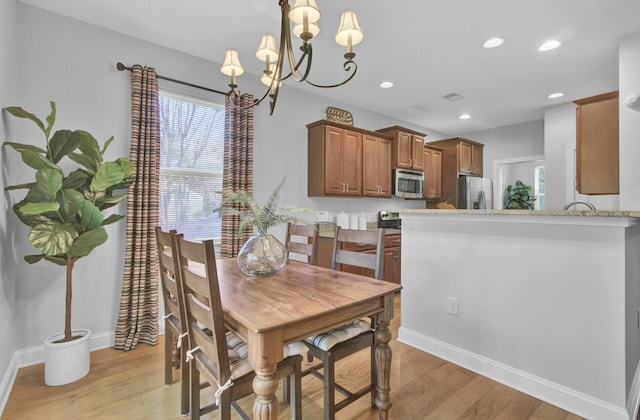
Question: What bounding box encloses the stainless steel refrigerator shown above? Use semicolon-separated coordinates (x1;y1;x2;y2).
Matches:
458;176;493;209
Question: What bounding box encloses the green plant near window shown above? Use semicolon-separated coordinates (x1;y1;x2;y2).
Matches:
215;177;310;237
3;102;135;342
504;179;536;210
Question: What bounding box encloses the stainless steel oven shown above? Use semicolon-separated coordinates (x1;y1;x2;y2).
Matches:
393;169;424;199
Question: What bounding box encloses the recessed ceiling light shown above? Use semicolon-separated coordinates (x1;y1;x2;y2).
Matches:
538;40;561;52
548;92;565;99
483;37;504;49
379;81;394;89
459;113;471;120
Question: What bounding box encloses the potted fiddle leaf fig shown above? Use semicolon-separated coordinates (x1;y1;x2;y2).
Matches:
3;102;134;385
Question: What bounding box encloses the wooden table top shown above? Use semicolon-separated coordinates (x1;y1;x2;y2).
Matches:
213;258;402;341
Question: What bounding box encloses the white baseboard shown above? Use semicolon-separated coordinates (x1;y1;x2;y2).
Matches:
0;352;19;417
627;359;640;420
398;326;630;420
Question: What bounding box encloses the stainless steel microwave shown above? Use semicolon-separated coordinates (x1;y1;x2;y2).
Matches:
393;169;424;199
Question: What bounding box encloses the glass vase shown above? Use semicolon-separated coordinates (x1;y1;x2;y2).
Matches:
237;234;287;277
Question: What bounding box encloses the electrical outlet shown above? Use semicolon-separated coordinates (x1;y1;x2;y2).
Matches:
447;297;459;316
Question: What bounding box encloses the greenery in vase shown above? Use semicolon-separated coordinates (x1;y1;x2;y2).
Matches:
504;179;536;210
214;178;310;237
3;102;134;342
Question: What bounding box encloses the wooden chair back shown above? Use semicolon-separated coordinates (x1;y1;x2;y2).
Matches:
285;223;319;265
332;228;386;280
155;227;190;415
175;237;232;386
155;227;187;331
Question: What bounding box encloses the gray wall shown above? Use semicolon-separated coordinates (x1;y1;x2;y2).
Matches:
461;119;545;176
619;33;640;210
0;0;18;399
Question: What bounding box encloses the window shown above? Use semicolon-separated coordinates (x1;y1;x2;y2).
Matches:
159;91;225;241
534;166;545;210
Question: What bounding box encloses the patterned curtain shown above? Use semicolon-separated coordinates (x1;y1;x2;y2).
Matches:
114;65;161;350
220;94;254;258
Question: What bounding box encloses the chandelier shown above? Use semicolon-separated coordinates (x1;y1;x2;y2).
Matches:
220;0;363;115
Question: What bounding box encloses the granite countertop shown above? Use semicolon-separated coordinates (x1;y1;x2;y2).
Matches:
399;209;640;218
317;223;401;238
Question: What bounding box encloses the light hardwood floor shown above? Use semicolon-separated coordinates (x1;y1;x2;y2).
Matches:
4;295;582;419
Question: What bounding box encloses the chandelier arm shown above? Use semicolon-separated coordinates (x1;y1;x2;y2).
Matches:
225;89;271;110
304;59;358;89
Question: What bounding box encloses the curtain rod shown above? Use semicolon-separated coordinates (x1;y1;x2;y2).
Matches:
116;62;228;96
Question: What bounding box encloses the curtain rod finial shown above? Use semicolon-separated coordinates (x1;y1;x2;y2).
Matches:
116;62;129;71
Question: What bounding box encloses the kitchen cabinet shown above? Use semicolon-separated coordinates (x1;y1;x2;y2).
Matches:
362;134;392;198
426;137;484;208
573;91;619;195
423;144;442;200
458;141;483;175
376;126;426;171
307;121;362;197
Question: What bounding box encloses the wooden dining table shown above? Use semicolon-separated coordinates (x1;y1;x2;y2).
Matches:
214;257;402;419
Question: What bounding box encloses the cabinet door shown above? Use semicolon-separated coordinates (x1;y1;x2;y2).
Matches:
383;247;395;283
575;93;619;194
393;247;401;284
363;135;392;197
342;130;362;195
424;148;442;199
396;131;413;169
324;126;346;194
411;136;425;170
324;126;361;196
377;138;392;196
471;144;483;176
432;150;442;198
459;141;472;174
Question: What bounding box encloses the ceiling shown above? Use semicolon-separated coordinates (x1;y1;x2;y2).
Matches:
18;0;640;135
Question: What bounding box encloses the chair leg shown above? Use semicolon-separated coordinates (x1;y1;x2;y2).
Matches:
220;391;232;420
283;376;291;403
164;325;173;385
370;342;377;408
323;353;336;420
190;363;200;420
291;363;302;420
180;342;190;416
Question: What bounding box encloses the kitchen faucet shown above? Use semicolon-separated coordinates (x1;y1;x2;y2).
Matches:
562;200;596;210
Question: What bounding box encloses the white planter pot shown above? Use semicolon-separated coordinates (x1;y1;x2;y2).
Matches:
44;329;91;386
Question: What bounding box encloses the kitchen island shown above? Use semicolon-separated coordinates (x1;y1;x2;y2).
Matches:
398;209;640;420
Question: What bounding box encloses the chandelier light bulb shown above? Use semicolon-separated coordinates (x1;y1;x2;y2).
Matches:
221;50;244;85
336;11;363;53
289;0;320;25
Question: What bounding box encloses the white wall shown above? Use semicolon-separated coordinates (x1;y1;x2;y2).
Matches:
0;0;18;405
619;33;640;210
9;4;451;352
400;212;640;419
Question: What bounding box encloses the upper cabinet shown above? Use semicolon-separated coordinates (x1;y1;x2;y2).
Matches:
458;141;483;176
376;126;426;171
423;144;442;200
573;91;619;195
307;120;392;198
362;134;392;198
426;137;484;207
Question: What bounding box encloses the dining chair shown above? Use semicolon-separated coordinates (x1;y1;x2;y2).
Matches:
175;236;306;420
304;227;386;420
154;227;189;416
285;222;319;265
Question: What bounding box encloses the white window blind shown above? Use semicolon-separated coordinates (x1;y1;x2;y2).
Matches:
159;91;225;240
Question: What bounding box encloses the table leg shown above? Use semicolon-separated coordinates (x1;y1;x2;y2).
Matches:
374;319;392;419
252;365;279;420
